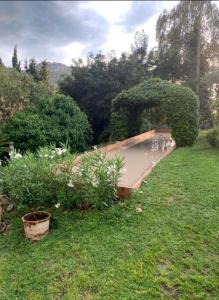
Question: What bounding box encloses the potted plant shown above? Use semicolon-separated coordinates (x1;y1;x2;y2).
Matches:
21;211;51;241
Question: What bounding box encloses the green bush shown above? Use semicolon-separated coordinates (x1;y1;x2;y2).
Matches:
207;127;219;148
58;152;123;210
3;94;93;153
0;148;123;210
111;78;199;147
0;67;53;123
0;146;73;208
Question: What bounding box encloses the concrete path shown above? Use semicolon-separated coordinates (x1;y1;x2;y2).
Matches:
106;132;175;189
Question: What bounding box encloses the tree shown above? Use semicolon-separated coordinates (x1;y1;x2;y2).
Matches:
59;47;149;143
0;67;52;123
39;60;49;82
155;0;219;128
131;29;148;63
0;58;4;67
26;58;39;81
12;45;21;72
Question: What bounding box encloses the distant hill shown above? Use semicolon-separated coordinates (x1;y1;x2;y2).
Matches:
37;62;71;85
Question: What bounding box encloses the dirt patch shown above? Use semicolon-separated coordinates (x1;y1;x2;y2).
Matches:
162;284;179;299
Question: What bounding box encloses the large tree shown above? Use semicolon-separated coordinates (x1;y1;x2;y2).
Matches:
155;1;219;128
59;33;149;143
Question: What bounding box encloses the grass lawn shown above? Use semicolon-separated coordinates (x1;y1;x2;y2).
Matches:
0;133;219;300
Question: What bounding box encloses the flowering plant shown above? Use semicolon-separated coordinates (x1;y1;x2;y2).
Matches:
0;145;72;209
0;146;123;210
60;151;123;209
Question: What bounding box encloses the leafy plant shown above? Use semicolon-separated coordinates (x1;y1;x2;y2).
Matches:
0;67;53;123
0;147;123;210
207;127;219;148
0;146;73;209
111;78;199;147
58;151;123;210
3;94;93;153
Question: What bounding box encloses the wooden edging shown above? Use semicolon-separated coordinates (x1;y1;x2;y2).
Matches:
117;142;176;198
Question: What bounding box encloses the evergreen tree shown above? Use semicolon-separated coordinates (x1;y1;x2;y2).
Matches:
26;58;39;81
0;58;4;67
12;45;21;72
39;60;49;82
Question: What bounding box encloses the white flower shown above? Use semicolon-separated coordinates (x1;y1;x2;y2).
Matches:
56;148;67;155
93;145;97;150
9;151;22;160
67;180;74;188
55;203;60;208
136;207;143;213
56;148;63;155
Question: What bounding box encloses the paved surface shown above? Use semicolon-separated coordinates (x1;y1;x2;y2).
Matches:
106;133;175;188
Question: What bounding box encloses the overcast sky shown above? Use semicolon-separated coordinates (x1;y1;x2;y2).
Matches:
0;1;179;66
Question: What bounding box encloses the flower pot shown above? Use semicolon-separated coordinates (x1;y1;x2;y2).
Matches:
22;211;51;241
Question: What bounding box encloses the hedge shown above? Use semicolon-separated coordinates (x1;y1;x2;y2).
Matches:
111;78;199;147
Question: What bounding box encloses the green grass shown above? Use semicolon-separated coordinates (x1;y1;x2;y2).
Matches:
0;134;219;300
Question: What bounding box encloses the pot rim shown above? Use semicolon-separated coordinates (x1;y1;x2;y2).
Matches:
22;211;51;224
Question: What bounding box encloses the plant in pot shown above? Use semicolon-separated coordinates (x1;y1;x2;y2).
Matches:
0;146;71;241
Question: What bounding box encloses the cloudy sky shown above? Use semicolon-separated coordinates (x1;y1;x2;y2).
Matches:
0;1;179;66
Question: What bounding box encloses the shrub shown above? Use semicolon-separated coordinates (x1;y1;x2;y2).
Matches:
207;127;219;148
2;112;46;152
58;152;123;209
0;67;53;123
111;78;199;147
0;148;123;210
3;94;93;153
0;146;73;208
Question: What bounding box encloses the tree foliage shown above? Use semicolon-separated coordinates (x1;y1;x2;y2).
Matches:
59;42;149;143
111;78;199;147
3;94;93;152
154;0;219;128
26;58;39;81
0;67;53;123
12;45;21;72
39;60;49;82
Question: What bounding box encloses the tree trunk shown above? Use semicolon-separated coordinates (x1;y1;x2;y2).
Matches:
196;24;201;95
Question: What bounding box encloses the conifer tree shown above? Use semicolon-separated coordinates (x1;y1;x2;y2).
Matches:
26;58;39;81
39;60;49;82
12;45;21;71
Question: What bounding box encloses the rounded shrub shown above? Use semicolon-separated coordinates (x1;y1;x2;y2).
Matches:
3;94;93;152
111;78;199;147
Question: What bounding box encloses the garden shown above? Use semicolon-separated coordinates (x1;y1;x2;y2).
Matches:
0;1;219;298
0;133;219;299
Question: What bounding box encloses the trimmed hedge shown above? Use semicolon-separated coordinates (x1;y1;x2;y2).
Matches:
111;78;199;147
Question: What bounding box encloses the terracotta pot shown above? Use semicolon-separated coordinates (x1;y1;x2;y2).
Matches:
22;211;51;241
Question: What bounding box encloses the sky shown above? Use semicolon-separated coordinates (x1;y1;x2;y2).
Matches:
0;1;179;66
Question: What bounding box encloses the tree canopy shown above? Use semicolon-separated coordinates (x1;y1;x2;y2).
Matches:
59;33;149;143
152;0;219;128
